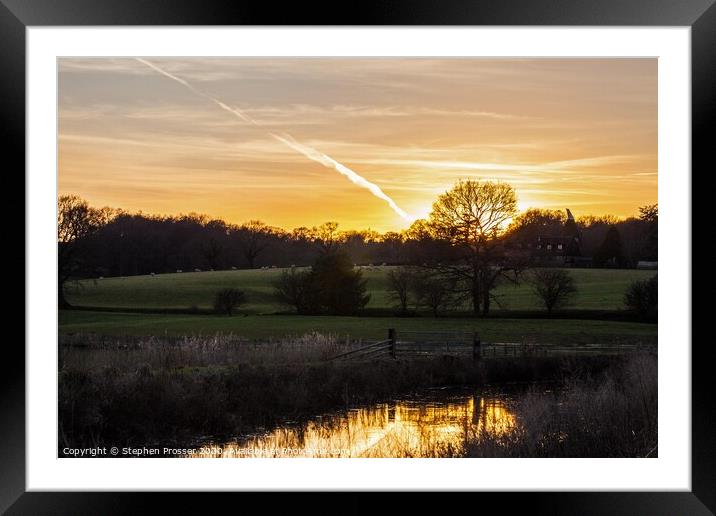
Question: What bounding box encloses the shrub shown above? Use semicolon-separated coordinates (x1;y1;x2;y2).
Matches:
624;275;657;320
529;268;577;314
312;251;370;315
213;288;246;316
273;251;369;315
273;268;318;314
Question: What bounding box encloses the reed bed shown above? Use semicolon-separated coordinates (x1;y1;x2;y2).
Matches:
58;332;647;456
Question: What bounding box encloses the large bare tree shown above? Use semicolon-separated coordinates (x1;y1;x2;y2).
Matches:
235;220;272;268
57;195;112;307
426;179;519;315
312;221;341;254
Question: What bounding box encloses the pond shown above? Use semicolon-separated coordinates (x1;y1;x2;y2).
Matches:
189;390;524;458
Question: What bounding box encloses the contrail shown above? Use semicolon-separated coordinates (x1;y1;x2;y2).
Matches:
135;58;413;221
136;58;258;125
271;133;411;220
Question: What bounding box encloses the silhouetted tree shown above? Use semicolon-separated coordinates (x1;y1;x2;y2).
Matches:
57;195;113;307
412;272;459;317
377;231;405;264
638;203;658;261
313;221;341;254
341;230;370;264
386;266;418;314
236;220;271;268
426;179;520;315
624;275;657;321
58;196;658;284
274;251;369;315
403;218;455;266
273;268;318;314
593;225;625;267
505;208;566;246
638;204;658;222
576;215;620;259
203;237;224;270
529;268;577;314
312;251;370;315
213;288;247;315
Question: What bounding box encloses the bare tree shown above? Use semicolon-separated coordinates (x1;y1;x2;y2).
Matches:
202;237;223;270
57;195;113;307
386;266;417;314
638;204;658;222
529;268;577;314
504;208;566;247
638;203;658;261
236;220;271;268
412;272;458;317
312;221;341;254
426;179;519;315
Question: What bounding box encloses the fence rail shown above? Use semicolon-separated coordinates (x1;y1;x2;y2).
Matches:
328;339;393;361
327;329;655;362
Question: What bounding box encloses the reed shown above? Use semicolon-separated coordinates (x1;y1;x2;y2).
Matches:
58;332;638;453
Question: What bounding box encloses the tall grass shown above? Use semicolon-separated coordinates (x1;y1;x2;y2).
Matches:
59;331;356;371
58;332;646;455
463;351;657;457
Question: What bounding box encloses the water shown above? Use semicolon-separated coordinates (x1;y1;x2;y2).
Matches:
190;391;518;458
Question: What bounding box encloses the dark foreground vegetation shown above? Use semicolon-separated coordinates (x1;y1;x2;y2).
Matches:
58;333;656;457
464;351;657;457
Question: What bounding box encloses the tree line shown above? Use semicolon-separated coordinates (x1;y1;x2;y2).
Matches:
58;181;657;315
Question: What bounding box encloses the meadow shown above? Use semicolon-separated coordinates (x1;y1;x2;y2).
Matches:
58;311;656;343
60;266;656;341
65;266;654;313
58;269;657;456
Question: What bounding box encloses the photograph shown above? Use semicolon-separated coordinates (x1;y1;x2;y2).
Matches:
0;0;706;507
56;56;659;459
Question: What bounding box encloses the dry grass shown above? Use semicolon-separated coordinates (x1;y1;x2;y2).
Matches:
58;332;643;455
59;331;357;371
463;351;657;457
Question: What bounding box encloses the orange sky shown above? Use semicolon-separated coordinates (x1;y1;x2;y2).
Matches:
58;58;657;232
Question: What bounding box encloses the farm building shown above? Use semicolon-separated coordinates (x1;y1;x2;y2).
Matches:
532;209;589;266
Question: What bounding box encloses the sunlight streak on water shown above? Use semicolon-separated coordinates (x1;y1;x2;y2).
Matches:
191;394;516;458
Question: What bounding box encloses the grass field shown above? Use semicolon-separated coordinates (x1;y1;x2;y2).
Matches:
66;266;655;313
59;310;657;344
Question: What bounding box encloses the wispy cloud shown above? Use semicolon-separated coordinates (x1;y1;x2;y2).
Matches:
58;57;657;230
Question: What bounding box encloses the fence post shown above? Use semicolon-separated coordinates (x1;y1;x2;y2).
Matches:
472;332;481;362
388;328;396;359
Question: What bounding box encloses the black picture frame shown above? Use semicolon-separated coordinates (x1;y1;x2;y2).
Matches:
3;0;712;513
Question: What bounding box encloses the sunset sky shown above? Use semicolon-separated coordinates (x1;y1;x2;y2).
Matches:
58;58;657;232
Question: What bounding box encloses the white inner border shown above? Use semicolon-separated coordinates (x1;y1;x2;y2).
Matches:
27;27;691;491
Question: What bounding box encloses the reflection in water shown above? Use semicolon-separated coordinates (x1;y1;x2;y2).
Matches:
192;395;516;458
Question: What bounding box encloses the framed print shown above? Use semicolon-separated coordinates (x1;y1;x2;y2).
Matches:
3;0;713;513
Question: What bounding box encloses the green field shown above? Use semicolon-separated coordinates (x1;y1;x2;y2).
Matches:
66;266;655;313
59;310;656;344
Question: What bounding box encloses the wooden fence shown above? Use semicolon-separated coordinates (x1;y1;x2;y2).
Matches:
328;329;654;362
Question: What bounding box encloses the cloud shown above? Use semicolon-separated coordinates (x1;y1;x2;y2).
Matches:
58;57;657;227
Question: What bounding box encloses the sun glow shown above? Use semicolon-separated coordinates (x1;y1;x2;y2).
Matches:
59;58;657;232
